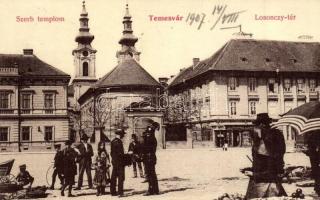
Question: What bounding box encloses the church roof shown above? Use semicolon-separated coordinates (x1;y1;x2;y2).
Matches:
169;39;320;88
78;58;161;104
0;53;70;77
94;58;160;88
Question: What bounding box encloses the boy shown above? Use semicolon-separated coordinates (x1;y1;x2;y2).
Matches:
16;164;34;189
128;134;144;178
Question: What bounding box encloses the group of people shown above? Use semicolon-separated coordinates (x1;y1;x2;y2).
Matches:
48;122;160;197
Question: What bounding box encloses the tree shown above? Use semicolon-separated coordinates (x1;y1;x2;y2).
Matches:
81;95;113;142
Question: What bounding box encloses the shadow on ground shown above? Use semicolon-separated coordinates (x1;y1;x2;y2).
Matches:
158;176;190;182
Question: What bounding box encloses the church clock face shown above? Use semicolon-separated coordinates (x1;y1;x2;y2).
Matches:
82;51;89;57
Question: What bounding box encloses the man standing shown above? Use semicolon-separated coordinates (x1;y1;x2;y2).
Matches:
110;129;126;197
61;140;77;197
75;133;94;190
245;113;287;199
143;122;159;195
50;144;64;190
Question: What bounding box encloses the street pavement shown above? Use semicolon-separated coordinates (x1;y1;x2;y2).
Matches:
0;148;316;199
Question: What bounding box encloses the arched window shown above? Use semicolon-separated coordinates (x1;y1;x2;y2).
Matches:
83;62;89;76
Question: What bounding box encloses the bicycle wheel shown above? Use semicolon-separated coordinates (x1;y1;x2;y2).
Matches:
46;164;54;187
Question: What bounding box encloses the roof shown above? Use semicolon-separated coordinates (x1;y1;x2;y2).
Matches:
94;58;160;88
0;54;70;77
170;39;320;87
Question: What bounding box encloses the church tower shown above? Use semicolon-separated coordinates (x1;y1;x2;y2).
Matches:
116;4;141;63
72;0;97;102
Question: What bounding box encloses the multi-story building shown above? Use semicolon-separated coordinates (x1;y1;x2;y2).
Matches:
166;38;320;149
0;49;70;152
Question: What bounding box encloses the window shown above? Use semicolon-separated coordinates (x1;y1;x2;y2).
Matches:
229;101;237;115
44;126;53;141
0;127;8;141
0;92;9;108
44;94;54;109
83;62;89;76
297;79;305;93
310;79;316;92
249;101;257;115
248;78;257;92
228;77;237;91
268;78;278;93
21;127;30;141
284;79;291;92
21;93;31;114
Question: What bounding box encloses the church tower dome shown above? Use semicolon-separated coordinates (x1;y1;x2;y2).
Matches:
71;0;97;104
116;4;141;63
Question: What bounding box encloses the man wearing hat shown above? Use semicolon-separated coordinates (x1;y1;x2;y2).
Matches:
75;132;94;190
142;124;159;195
50;144;64;190
61;140;77;197
244;113;287;199
110;129;126;196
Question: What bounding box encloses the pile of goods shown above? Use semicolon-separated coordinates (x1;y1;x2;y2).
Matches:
214;189;306;200
282;166;311;183
16;186;48;199
214;193;245;200
290;188;305;199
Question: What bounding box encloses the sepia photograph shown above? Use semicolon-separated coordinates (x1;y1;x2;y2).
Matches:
0;0;320;199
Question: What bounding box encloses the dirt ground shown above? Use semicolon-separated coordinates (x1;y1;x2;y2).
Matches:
0;148;317;199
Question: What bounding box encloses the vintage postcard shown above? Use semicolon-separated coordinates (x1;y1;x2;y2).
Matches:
0;0;319;199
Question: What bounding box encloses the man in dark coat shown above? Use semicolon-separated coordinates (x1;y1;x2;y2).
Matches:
143;122;159;195
75;133;94;190
245;113;287;199
50;144;64;190
303;131;320;196
128;134;144;178
110;129;126;196
61;140;77;197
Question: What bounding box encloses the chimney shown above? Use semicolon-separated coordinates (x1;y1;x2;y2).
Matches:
159;77;169;84
193;58;200;69
159;77;169;87
232;31;253;39
23;49;33;56
298;35;313;42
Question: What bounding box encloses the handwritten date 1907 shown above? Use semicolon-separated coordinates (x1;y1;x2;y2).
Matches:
186;5;246;31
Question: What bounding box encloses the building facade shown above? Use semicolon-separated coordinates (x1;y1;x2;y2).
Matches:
77;4;164;149
166;39;320;149
0;49;70;152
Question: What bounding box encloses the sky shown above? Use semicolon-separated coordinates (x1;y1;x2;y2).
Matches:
0;0;319;81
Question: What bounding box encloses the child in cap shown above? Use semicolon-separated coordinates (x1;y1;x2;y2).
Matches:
16;164;34;189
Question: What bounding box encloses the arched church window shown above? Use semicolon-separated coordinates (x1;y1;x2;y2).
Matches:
83;62;89;76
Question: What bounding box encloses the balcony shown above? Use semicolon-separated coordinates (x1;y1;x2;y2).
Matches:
0;109;14;114
297;94;306;100
44;109;54;114
309;92;319;100
284;94;294;101
248;95;259;100
21;109;31;114
267;93;279;100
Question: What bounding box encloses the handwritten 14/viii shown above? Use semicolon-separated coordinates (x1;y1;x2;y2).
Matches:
186;5;246;30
